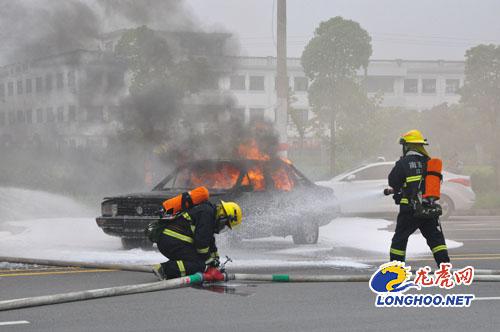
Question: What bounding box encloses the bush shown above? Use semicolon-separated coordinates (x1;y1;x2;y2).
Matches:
473;191;500;209
469;166;496;193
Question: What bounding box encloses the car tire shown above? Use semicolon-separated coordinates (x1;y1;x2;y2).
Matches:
292;223;319;245
121;238;153;250
440;195;454;220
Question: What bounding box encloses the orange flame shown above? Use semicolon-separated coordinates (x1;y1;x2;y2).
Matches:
238;140;270;161
190;164;240;190
271;166;294;191
241;165;266;191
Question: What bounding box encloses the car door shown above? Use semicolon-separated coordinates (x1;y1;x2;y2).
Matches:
340;164;396;214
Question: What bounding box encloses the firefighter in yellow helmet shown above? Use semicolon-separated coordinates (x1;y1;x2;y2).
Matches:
387;130;450;266
153;200;242;281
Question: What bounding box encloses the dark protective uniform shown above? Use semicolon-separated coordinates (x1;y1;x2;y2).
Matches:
157;202;219;279
388;151;450;266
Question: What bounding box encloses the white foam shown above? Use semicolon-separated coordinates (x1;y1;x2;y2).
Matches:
319;217;463;257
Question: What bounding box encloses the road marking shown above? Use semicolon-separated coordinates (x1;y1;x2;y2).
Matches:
475;297;500;301
451;239;500;241
446;228;500;231
449;253;500;257
0;321;30;326
0;269;117;277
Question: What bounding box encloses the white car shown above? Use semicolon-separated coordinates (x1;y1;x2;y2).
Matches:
318;161;475;219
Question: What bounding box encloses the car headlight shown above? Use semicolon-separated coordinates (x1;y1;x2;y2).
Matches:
102;202;118;217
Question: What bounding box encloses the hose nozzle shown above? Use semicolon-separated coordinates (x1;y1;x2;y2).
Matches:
383;188;394;196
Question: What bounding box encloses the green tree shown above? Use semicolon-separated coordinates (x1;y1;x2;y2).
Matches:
301;16;372;175
460;44;500;187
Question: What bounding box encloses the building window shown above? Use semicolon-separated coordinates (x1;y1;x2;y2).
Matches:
404;79;418;94
8;111;15;124
45;74;53;92
68;71;75;89
445;79;460;94
68;105;76;122
26;79;32;93
0;112;5;126
57;106;64;122
0;83;4;98
36;108;43;123
249;76;265;91
17;80;23;94
26;109;33;124
36;77;43;92
249;108;265;122
87;107;104;122
46;107;55;122
294;77;308;92
230;75;246;90
56;73;64;89
365;76;394;93
8;82;14;96
422;79;436;94
17;110;25;124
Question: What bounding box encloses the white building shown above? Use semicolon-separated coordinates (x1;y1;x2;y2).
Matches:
0;51;465;149
225;56;465;123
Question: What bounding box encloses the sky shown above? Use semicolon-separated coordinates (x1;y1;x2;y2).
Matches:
185;0;500;60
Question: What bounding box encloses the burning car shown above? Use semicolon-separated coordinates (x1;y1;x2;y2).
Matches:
96;158;339;249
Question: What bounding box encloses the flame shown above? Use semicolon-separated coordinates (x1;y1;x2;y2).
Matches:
271;166;294;191
238;140;270;161
241;165;265;191
190;163;240;190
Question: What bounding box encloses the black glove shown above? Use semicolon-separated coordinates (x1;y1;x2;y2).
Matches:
205;256;220;268
393;192;402;205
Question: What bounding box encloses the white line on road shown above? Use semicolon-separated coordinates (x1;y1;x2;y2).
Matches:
451;238;500;241
0;321;30;326
475;297;500;301
446;228;500;231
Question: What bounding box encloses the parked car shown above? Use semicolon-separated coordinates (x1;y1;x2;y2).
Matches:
317;161;475;220
96;159;340;249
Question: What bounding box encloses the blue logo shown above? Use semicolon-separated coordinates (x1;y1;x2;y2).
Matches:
369;261;419;293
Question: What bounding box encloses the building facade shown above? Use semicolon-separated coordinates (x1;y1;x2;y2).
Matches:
0;50;465;150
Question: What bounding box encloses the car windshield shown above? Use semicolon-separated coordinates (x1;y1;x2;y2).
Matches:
158;162;242;191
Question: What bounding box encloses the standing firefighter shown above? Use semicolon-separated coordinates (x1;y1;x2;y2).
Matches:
387;130;450;266
152;197;242;280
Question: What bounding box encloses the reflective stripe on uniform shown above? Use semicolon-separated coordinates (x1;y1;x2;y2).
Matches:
431;244;448;254
405;175;422;183
197;247;209;254
211;251;219;258
390;248;406;256
176;260;186;277
400;198;409;204
162;229;194;243
182;212;192;221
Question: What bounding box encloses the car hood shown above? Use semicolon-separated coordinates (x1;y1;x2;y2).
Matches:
103;189;228;201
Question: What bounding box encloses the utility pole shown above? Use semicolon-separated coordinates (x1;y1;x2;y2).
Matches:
276;0;288;156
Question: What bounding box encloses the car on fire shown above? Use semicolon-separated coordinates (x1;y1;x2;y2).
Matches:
96;159;340;249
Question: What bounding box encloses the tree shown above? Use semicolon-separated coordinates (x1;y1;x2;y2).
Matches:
301;16;372;175
460;44;500;188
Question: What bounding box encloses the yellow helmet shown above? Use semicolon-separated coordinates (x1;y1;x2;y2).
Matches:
399;129;428;145
217;201;242;230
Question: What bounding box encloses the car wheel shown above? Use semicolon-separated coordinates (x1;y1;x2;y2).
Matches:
121;238;153;250
292;222;319;245
440;196;454;220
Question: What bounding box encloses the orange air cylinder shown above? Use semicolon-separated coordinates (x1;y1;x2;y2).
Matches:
423;158;442;200
162;186;210;215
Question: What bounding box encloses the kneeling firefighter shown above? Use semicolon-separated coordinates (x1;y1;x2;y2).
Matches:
386;130;450;266
150;187;242;280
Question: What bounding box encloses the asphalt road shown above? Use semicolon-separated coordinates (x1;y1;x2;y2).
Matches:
1;216;499;332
